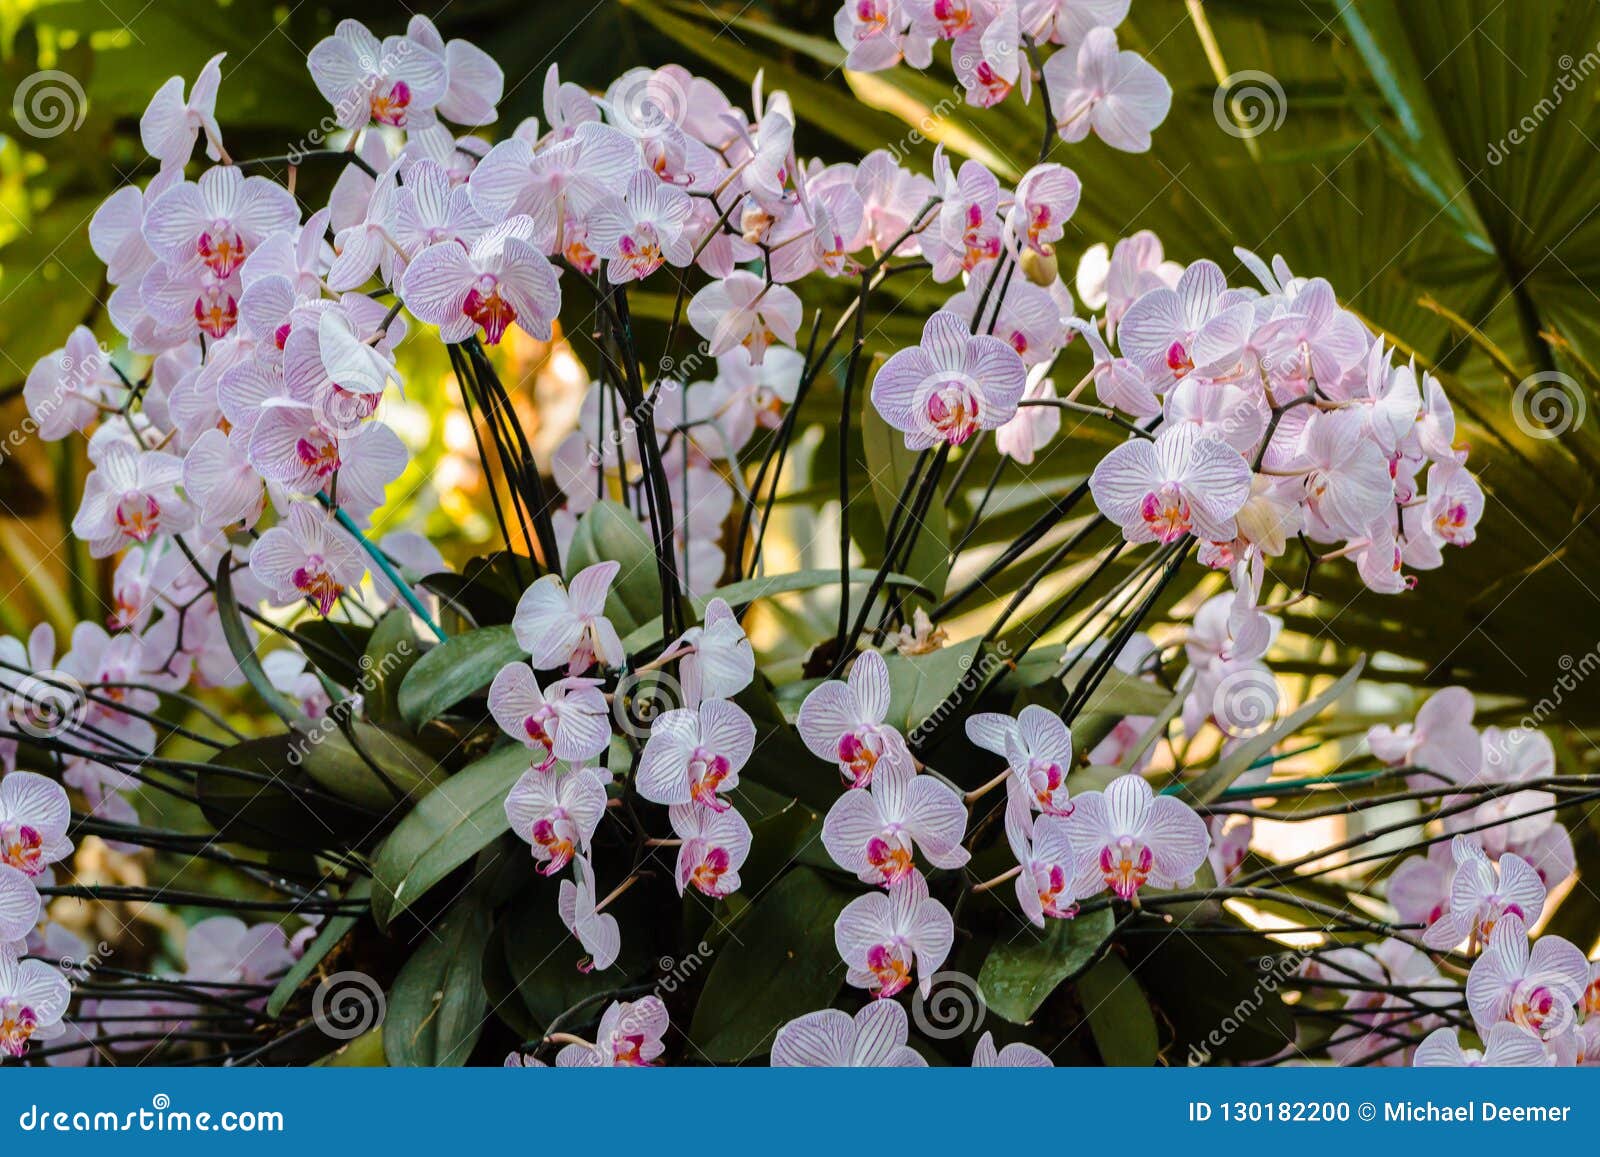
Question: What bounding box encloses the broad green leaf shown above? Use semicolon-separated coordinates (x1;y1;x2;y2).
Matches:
370;743;530;929
689;867;852;1061
397;625;520;729
196;737;371;852
978;906;1115;1023
1077;956;1158;1066
363;610;423;730
385;890;492;1067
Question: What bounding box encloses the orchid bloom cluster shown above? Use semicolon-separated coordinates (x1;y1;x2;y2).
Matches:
0;1;1522;1070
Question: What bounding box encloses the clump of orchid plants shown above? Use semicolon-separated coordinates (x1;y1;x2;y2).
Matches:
0;6;1588;1072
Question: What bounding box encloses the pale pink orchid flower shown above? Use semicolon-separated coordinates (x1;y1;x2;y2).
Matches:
637;698;756;810
1207;814;1252;885
588;171;695;283
1413;1022;1553;1068
71;443;192;558
469;122;639;249
405;15;504;127
91;168;180;290
1066;773;1209;902
1387;841;1453;929
770;1000;927;1067
972;1030;1052;1066
307;19;448;131
1005;799;1079;926
835;869;954;998
835;0;932;72
1422;839;1546;953
25;327;125;441
512;561;625;675
143;166;299;283
1424;461;1484;549
1005;163;1081;259
248;503;367;617
966;704;1073;814
327;171;401;292
854;149;936;258
1067;316;1160;418
1252;278;1370;391
1367;686;1481;786
945;275;1062;367
140;53;225;167
504;766;608;876
0;948;70;1058
1416;372;1465;463
1089;422;1251;546
0;773;72;880
261;650;335;719
391;160;488;275
953;4;1024;108
183;916;295;992
1075;230;1182;342
823;760;969;886
927;153;1002;281
558;857;622;973
994;372;1061;464
488;662;610;771
796;649;915;788
248;405;408;522
1022;0;1131;44
540;63;602;142
402;215;561;345
1294;409;1395;540
1043;26;1171;153
1466;917;1589;1040
675;597;756;704
871;309;1027;449
687;271;802;366
0;864;42;944
669;802;752;898
182;427;265;533
555;996;669;1067
1118;259;1253;384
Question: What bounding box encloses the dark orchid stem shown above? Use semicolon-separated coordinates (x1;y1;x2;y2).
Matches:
449;344;529;585
832;269;879;665
38;884;367;916
465;338;563;574
1023;36;1056;165
869;443;952;644
740;310;823;576
933;477;1094;618
1061;542;1191;723
948;453;1009;562
234;149;378;179
986;518;1120;650
601;280;686;638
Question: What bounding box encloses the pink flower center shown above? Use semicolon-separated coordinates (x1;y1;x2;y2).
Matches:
865;943;913;998
523;711;558;771
1140;484;1192;543
1583;976;1600;1018
0;999;37;1058
531;814;576;875
0;822;43;875
194;285;239;339
291;557;343;617
1166;339;1193;376
369;80;412;127
690;846;732;895
1028;205;1054;253
926;378;983;445
1028;760;1069;814
1036;863;1076;919
931;0;974;37
1511;983;1558;1033
296;428;342;478
617;224;664;278
115;492;161;543
1435;502;1470;542
464;276;517;345
688;749;732;810
1100;836;1153;901
854;0;888;33
865;832;915;886
198;221;248;278
837;730;883;787
611;1033;649;1066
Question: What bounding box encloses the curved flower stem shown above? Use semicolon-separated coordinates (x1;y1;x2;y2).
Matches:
317;496;447;641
